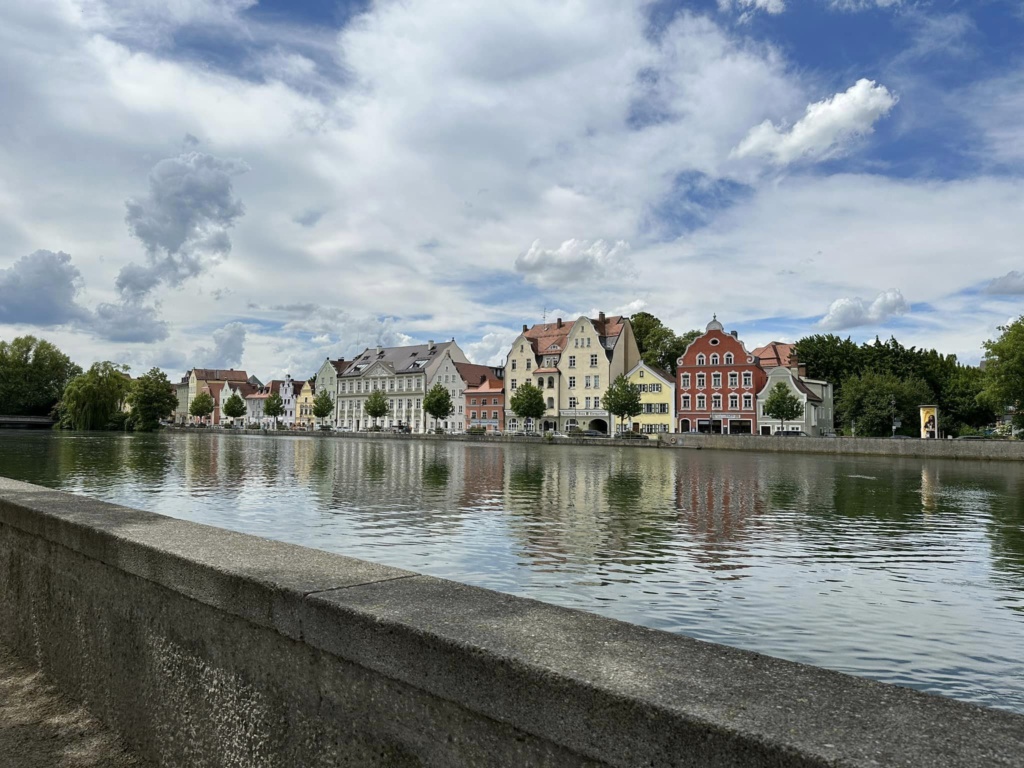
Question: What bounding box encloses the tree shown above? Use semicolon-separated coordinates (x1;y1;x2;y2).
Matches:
422;383;452;429
0;336;81;417
836;372;933;437
508;382;545;432
312;390;334;428
630;312;699;375
940;365;994;435
129;368;179;432
222;392;247;426
981;316;1024;431
762;381;804;433
189;391;215;425
364;389;390;428
58;362;132;431
263;391;284;428
604;374;642;434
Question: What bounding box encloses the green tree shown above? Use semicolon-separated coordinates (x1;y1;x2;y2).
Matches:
364;389;390;427
981;316;1024;431
604;374;642;435
630;312;700;375
762;381;804;433
422;383;452;429
129;368;179;432
508;382;545;432
312;390;334;428
222;392;247;425
189;391;215;425
263;391;284;428
0;336;81;417
59;362;132;431
837;372;934;437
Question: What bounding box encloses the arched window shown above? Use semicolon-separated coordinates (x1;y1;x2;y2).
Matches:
680;418;691;432
547;397;555;409
696;354;706;365
724;352;734;364
537;378;543;388
710;353;719;365
548;376;555;389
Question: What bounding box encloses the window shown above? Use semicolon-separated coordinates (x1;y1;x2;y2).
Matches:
537;379;543;388
574;339;579;348
639;370;644;378
492;411;498;419
697;373;706;388
585;397;591;408
569;397;578;408
471;398;477;406
725;353;734;364
660;403;669;414
593;397;601;408
712;373;722;388
729;394;739;409
526;360;531;370
547;377;554;389
742;372;752;387
728;372;738;388
569;356;576;368
585;376;591;388
458;406;463;414
697;394;706;410
568;376;576;388
710;353;719;365
511;360;516;370
743;394;753;410
712;394;722;409
696;354;706;365
651;383;661;393
593;375;599;388
590;354;598;367
681;374;690;389
511;379;517;390
493;398;499;405
682;395;691;409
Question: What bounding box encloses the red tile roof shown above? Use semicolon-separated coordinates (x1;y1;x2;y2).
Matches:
752;342;794;370
192;369;248;382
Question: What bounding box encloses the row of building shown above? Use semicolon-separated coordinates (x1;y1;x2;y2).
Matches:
174;315;834;437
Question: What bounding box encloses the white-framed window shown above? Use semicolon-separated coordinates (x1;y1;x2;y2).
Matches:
569;376;576;388
585;397;591;408
742;372;752;387
492;411;498;419
537;379;544;388
743;394;753;410
725;352;734;364
729;394;739;409
696;354;706;365
728;372;738;388
682;395;691;409
681;374;690;389
712;394;722;409
697;394;706;409
569;356;576;367
651;383;661;393
697;373;706;389
511;360;517;370
585;376;591;388
470;411;477;420
593;375;600;388
712;373;722;388
710;353;719;365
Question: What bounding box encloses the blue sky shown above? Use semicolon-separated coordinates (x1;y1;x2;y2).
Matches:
0;0;1022;378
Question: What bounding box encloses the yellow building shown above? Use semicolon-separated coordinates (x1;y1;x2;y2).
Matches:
623;361;675;437
296;380;316;430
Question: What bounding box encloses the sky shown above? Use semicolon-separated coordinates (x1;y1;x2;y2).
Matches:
1;0;1022;380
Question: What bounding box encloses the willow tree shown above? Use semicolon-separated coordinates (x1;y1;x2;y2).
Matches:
58;362;132;431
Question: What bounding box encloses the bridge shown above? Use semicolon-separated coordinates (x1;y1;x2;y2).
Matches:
0;415;55;428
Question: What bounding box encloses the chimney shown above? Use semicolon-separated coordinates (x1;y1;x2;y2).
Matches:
598;311;605;322
376;345;382;354
730;330;738;338
428;340;435;349
523;324;528;332
556;318;563;328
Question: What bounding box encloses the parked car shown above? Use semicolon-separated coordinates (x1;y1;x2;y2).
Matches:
617;432;649;440
582;429;608;437
774;431;808;437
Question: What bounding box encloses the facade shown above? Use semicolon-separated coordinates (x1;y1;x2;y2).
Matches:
756;365;834;436
676;317;767;434
337;341;468;432
296;380;316;430
173;376;190;424
456;362;505;433
503;313;641;434
220;381;256;426
312;358;349;427
245;381;281;428
623;362;675;437
187;369;249;423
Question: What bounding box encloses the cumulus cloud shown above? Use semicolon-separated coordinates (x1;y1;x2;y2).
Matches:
0;250;91;326
732;79;897;165
118;150;248;301
91;301;170;342
191;321;246;368
717;0;786;16
819;288;908;330
514;239;633;288
984;271;1024;295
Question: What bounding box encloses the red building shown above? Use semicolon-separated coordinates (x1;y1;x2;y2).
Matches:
676;317;767;434
456;362;505;434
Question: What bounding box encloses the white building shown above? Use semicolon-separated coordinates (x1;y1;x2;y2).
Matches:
756;364;834;436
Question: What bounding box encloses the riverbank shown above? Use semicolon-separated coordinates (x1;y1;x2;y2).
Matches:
170;425;1024;461
2;475;1022;767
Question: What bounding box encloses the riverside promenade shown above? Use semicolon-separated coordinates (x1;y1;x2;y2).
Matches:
2;475;1023;767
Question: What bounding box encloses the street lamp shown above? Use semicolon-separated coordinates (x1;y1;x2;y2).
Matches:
890;395;897;437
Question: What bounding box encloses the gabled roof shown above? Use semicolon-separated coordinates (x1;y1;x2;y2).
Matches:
522;314;626;358
342;342;456;376
752;342;794;370
192;369;248;382
330;359;351;375
455;362;503;391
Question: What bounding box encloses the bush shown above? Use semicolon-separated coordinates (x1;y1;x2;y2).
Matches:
467;426;486;435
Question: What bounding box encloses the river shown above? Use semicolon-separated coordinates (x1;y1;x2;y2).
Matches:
1;430;1021;713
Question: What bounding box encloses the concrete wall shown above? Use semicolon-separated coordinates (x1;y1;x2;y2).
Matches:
4;477;1021;767
668;433;1024;461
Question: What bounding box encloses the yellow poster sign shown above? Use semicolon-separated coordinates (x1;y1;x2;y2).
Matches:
920;405;938;439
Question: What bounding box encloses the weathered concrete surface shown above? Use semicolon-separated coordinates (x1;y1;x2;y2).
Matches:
670;433;1024;461
0;642;147;767
2;475;1023;767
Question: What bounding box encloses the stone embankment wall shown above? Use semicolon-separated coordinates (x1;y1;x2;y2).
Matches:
2;478;1022;766
668;433;1024;460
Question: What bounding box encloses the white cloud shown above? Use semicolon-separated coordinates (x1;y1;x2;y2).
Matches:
984;271;1024;295
0;251;91;326
718;0;786;17
732;79;897;165
191;321;246;368
819;289;909;330
514;239;632;288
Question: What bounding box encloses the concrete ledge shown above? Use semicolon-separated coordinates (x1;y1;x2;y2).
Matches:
671;434;1024;461
1;477;1022;767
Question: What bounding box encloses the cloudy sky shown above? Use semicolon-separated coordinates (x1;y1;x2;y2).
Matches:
1;0;1022;379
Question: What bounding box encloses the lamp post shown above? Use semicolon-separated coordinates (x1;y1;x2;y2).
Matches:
890;395;897;437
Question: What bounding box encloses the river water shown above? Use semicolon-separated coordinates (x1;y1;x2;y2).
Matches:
1;431;1021;713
